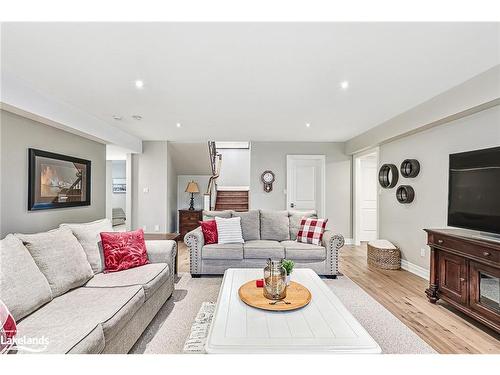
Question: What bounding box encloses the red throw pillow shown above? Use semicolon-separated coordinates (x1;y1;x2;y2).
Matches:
296;217;328;246
199;220;218;244
100;229;149;273
0;300;17;354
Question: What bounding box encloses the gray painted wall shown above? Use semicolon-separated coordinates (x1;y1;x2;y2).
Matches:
217;148;251;186
379;105;500;269
167;143;178;232
250;142;352;237
131;141;168;232
0;110;106;237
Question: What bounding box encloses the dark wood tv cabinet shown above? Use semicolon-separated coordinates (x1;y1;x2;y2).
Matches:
425;229;500;333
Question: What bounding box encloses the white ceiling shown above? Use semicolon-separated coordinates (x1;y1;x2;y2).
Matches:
2;22;499;142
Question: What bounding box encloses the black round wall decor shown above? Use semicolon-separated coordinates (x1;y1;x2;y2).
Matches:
396;185;415;204
378;164;399;188
400;159;420;178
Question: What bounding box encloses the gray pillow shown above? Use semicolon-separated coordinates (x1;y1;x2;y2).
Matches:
15;227;94;298
0;234;52;321
203;210;232;221
232;210;260;241
60;218;113;274
260;210;290;241
288;210;318;240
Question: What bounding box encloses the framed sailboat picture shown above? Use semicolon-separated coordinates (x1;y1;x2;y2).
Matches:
28;148;91;210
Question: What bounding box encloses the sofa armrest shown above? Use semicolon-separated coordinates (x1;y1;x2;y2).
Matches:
145;240;177;275
322;231;345;275
184;227;204;275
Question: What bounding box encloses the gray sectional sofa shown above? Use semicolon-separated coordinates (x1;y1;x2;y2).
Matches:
0;219;176;354
184;210;344;277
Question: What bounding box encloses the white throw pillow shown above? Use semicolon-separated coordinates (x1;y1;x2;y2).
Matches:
215;217;244;244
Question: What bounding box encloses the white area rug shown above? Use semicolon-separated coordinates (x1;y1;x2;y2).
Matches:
130;273;436;354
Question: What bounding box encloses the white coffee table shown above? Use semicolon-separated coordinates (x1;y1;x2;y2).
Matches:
205;268;381;354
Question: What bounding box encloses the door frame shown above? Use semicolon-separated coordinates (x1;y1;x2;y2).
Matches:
353;147;379;246
286;155;326;217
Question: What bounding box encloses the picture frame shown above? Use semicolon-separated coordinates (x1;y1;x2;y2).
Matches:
28;148;91;210
112;178;127;193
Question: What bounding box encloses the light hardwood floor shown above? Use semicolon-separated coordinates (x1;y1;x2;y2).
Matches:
176;242;500;353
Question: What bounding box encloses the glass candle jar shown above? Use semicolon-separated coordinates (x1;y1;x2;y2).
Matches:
263;258;287;300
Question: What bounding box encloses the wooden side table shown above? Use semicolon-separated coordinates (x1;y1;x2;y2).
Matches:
179;209;203;239
144;232;180;274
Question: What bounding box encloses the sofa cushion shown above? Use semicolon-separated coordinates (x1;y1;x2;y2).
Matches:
297;217;328;246
203;210;232;220
0;234;52;321
100;229;149;272
260;210;290;241
243;240;285;259
60;218;113;274
288;210;317;241
16;285;144;353
202;243;243;260
232;210;260;241
15;227;94;298
282;241;327;261
215;217;244;244
84;263;170;301
199;220;218;244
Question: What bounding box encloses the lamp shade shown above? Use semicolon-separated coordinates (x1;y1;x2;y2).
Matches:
185;181;200;193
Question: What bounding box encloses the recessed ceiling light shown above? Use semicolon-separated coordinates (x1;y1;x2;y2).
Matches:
132;115;142;120
134;80;144;89
176;123;181;128
340;80;349;90
305;123;311;128
112;115;122;121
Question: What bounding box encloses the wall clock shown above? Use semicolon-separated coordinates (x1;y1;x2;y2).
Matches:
261;170;275;193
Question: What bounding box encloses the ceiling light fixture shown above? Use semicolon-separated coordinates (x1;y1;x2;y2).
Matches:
135;80;144;89
305;123;311;128
132;115;142;120
176;123;181;128
112;115;122;121
340;80;349;90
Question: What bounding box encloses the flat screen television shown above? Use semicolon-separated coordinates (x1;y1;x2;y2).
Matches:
448;146;500;235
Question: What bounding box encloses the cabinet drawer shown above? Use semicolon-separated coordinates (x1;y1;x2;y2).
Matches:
181;215;201;223
432;234;500;264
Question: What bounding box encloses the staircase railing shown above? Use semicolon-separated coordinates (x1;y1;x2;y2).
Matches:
204;141;222;211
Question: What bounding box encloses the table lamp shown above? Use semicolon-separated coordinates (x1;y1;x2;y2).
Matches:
185;181;200;210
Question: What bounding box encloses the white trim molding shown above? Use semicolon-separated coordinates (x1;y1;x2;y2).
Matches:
400;259;430;280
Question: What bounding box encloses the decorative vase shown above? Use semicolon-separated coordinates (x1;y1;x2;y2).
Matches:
285;274;291;286
263;258;287;300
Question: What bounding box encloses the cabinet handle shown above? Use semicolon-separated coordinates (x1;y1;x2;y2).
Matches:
483;251;491;257
437;239;444;244
460;277;466;282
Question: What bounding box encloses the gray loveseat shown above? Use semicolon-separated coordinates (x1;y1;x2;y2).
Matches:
0;219;176;354
184;210;344;278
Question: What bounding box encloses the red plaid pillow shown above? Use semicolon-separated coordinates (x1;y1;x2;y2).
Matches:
0;300;17;354
296;217;328;245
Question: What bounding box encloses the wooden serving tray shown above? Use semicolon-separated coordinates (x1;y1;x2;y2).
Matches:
238;280;312;311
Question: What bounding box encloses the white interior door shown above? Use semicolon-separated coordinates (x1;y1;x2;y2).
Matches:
286;155;325;217
356;153;378;242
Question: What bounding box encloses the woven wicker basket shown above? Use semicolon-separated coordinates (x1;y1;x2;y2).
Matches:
367;240;401;270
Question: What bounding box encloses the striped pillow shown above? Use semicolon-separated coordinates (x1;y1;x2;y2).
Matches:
215;217;244;244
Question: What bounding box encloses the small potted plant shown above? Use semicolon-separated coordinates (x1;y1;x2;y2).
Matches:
281;259;295;286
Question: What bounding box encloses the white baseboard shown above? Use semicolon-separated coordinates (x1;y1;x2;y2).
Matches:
400;259;429;280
